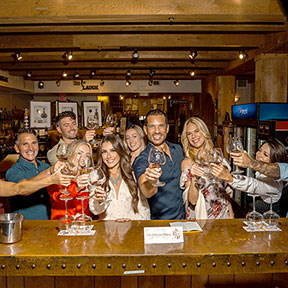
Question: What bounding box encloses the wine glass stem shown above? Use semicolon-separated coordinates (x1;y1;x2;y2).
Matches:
252;195;256;212
81;199;85;217
64;199;69;218
269;196;273;212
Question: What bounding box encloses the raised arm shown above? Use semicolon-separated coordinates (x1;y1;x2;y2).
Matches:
230;150;281;179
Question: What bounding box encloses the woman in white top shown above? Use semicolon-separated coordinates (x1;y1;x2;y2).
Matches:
89;134;150;220
212;137;287;214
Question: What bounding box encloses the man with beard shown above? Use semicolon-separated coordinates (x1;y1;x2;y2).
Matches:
133;109;185;220
47;111;94;165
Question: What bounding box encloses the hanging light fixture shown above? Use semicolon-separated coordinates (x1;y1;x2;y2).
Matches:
11;51;22;61
189;49;198;60
239;51;248;60
174;80;180;87
38;81;44;89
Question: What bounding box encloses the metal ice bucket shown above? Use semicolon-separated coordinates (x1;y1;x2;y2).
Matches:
0;213;24;244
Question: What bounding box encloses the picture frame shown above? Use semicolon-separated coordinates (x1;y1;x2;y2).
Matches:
58;101;78;126
82;101;102;128
30;101;51;128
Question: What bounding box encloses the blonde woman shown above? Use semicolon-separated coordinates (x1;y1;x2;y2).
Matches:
180;117;234;220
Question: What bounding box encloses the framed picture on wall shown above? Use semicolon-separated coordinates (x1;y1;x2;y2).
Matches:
30;101;51;128
82;101;102;128
58;102;78;126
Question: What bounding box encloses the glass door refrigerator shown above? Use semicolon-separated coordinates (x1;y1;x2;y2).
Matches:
231;102;288;213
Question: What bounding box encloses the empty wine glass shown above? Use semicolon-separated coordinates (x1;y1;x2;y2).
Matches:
56;143;68;162
246;193;264;230
208;148;224;185
58;194;74;232
148;146;166;187
263;192;280;227
226;136;244;175
195;149;210;188
106;113;117;128
86;110;99;144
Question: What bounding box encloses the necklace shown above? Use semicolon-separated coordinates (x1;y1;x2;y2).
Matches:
110;175;121;186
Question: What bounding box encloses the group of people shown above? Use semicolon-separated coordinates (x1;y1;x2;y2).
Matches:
1;108;288;222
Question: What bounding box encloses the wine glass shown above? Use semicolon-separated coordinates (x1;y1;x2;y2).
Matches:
246;193;264;230
56;143;68;162
86;110;99;144
263;192;280;227
195;149;212;186
106;114;117;128
148;146;166;187
78;155;94;193
208;148;224;185
226;137;244;175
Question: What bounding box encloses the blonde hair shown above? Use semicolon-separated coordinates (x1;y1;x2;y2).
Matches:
66;140;92;159
181;117;214;162
123;125;146;154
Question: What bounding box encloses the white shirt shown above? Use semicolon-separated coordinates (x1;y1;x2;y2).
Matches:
230;172;283;204
89;180;150;220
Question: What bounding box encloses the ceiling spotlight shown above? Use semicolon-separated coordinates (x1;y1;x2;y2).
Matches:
239;51;248;60
189;70;195;77
126;70;131;77
62;50;73;61
74;72;80;79
12;51;22;61
174;80;180;87
131;49;139;64
189;49;198;60
90;70;96;78
149;69;155;77
26;71;32;78
120;95;124;100
62;71;68;77
38;81;44;89
125;79;131;87
148;79;153;86
100;79;105;86
56;80;61;87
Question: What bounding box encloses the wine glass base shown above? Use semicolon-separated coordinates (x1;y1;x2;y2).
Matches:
246;211;263;230
263;211;280;227
152;181;166;187
59;217;74;231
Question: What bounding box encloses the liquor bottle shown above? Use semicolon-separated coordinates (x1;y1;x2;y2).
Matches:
24;108;29;128
41;108;47;119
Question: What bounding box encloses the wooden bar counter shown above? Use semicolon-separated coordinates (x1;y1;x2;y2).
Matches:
0;219;288;288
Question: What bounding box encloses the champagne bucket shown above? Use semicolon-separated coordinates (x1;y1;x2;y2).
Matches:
0;213;24;244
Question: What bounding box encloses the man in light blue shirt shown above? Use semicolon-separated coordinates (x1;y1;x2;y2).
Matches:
6;128;50;219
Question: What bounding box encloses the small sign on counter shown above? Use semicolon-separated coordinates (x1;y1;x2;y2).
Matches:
144;226;183;244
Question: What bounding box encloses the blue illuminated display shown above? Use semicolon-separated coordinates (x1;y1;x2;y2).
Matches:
232;103;257;119
259;103;288;121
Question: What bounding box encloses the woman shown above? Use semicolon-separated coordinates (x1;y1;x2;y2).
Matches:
212;137;287;215
89;134;150;220
48;140;93;220
180;117;234;220
124;124;146;165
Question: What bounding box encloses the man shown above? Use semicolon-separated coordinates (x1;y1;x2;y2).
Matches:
5;128;51;219
47;111;94;165
133;109;185;220
230;150;288;180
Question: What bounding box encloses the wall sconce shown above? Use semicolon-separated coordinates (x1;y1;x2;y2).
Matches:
38;81;44;89
174;80;179;87
234;94;240;103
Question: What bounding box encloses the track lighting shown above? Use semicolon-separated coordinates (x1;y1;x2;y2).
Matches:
131;49;139;63
125;79;131;86
62;71;68;77
74;72;80;79
26;72;32;78
189;49;198;60
148;79;153;86
62;50;73;61
56;80;61;87
100;79;105;86
12;51;22;61
90;70;96;78
38;81;44;89
239;51;248;60
126;70;131;77
189;70;195;77
174;80;179;87
149;69;155;77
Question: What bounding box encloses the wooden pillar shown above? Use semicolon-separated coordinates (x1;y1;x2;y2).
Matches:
255;53;288;102
215;76;236;125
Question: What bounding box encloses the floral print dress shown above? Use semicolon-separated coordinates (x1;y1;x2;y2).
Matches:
180;167;231;220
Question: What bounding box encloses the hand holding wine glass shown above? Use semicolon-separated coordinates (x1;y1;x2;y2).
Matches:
148;146;166;187
86;110;99;144
226;137;244;175
56;143;68;162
